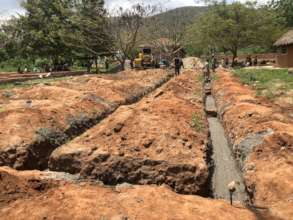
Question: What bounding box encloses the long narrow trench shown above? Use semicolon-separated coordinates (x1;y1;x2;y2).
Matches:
204;82;248;203
20;72;174;171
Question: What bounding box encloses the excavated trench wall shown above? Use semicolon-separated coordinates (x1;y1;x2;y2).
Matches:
203;81;248;203
0;70;172;170
49;70;211;195
212;69;293;220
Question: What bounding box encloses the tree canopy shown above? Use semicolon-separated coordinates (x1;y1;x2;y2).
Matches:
270;0;293;27
185;1;283;60
0;0;112;72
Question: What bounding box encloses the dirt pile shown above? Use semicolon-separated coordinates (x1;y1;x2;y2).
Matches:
49;70;209;195
0;70;170;170
212;69;293;220
0;167;58;208
0;167;257;220
183;57;203;69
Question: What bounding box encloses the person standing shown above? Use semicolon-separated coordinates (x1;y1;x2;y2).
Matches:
105;57;109;70
174;57;184;76
253;56;258;66
211;54;217;72
224;57;229;68
246;55;252;66
203;59;210;82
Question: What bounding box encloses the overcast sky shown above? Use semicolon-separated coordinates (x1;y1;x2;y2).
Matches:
0;0;269;20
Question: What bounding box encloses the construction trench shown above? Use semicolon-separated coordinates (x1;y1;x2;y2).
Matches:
0;62;292;219
204;81;248;203
0;67;248;198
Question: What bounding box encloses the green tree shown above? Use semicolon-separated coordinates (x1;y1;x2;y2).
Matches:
65;0;113;73
186;1;282;62
20;0;74;70
0;18;27;67
270;0;293;27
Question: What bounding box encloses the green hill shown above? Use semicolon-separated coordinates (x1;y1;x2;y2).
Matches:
153;6;208;26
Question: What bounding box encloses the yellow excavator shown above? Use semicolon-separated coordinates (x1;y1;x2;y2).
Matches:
133;46;156;69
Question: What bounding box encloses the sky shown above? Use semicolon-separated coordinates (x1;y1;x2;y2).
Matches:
0;0;269;20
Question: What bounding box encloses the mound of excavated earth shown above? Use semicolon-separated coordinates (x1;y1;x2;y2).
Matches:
49;70;209;195
212;69;293;220
0;167;257;220
0;70;169;170
183;57;204;69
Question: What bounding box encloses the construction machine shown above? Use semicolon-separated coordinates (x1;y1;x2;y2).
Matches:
133;46;157;69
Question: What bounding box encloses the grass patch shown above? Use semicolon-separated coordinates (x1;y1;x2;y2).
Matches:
190;113;204;132
233;68;293;99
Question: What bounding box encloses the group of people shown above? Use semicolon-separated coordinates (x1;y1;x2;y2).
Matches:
245;55;258;66
220;55;258;68
173;55;218;82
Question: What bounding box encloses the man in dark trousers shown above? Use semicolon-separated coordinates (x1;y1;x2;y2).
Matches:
211;54;217;72
174;57;184;76
203;59;211;82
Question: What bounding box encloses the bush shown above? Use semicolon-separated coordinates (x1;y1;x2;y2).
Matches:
36;127;68;146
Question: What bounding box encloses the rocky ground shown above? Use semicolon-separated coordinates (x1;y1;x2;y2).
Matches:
212;68;293;220
49;70;209;195
0;69;170;170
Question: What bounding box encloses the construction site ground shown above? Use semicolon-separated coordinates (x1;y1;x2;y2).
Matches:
0;62;292;220
212;68;293;220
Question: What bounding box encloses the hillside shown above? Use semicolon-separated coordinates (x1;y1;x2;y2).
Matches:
153;6;208;26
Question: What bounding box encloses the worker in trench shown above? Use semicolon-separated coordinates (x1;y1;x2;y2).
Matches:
210;54;217;72
174;56;184;76
203;59;210;82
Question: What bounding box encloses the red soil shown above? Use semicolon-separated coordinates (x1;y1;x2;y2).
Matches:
213;69;293;220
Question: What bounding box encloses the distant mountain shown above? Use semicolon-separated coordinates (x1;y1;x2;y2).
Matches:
153;6;208;27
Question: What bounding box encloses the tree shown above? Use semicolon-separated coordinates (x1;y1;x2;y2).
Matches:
0;30;7;49
65;0;113;73
186;1;282;63
0;18;25;63
20;0;74;70
158;9;188;48
270;0;293;27
110;4;156;70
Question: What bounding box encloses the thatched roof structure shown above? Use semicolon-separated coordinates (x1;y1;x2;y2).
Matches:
274;30;293;47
